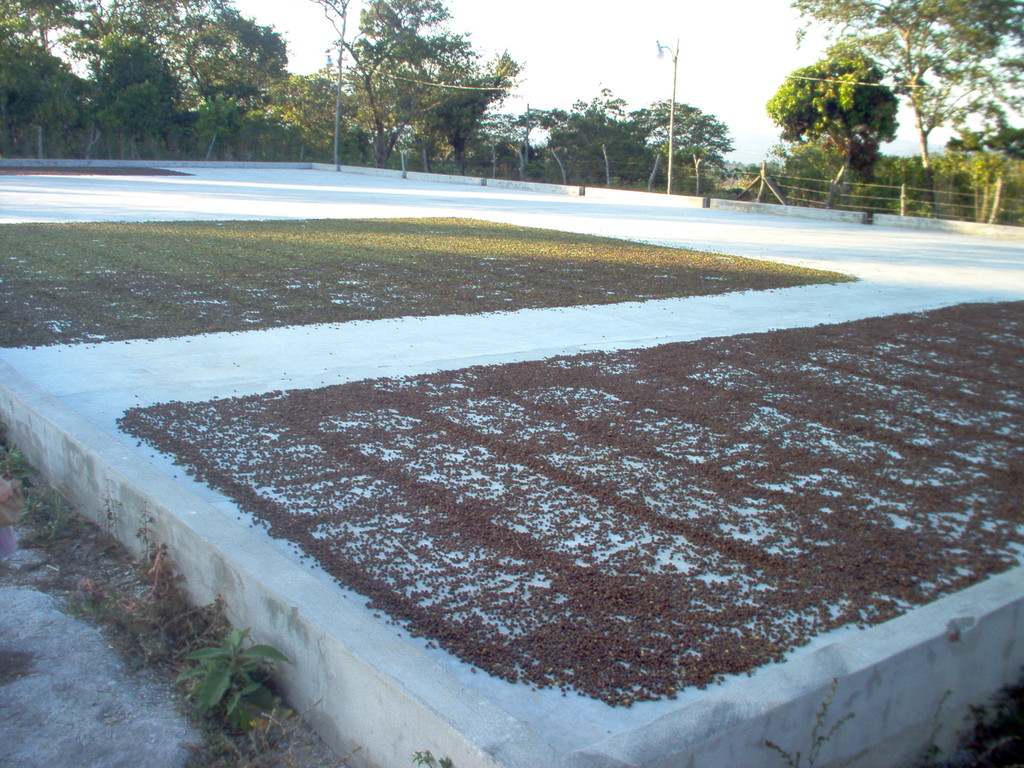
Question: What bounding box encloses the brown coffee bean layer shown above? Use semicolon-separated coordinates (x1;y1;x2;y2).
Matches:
120;301;1024;705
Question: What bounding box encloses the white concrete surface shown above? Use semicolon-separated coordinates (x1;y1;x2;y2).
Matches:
2;166;1023;768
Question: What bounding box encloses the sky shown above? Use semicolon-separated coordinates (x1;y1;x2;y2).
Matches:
231;0;932;161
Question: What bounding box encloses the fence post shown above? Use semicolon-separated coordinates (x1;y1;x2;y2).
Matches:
900;183;907;216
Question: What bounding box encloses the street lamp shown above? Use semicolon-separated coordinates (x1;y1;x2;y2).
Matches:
656;39;679;195
317;0;350;171
325;49;344;169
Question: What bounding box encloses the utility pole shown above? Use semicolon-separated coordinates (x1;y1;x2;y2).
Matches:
313;0;352;170
657;39;679;195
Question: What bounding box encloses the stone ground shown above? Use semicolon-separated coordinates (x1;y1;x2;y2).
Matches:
0;574;196;768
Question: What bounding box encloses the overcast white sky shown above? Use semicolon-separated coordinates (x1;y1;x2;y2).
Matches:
232;0;931;160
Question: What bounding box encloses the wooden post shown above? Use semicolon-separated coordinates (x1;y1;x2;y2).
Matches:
763;171;789;206
900;183;907;216
735;173;760;200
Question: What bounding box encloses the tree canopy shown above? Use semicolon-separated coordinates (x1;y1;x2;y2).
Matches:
0;0;733;193
767;50;899;185
792;0;1024;178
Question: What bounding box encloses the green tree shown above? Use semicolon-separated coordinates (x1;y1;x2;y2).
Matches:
541;90;648;187
269;70;345;162
767;51;898;205
344;0;478;168
633;100;734;194
415;51;520;174
471;110;530;179
0;0;80;50
91;34;180;158
792;0;1024;188
180;6;288;111
0;18;84;157
950;118;1024;160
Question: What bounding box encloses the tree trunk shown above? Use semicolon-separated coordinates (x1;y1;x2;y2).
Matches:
602;143;611;187
0;103;9;155
825;161;849;209
205;132;218;161
988;176;1004;225
693;155;702;196
84;125;102;159
912;107;935;210
550;147;568;185
36;125;44;159
647;153;662;193
373;132;388;168
422;146;430;173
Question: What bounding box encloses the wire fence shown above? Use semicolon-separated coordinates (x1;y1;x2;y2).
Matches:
378;147;1024;228
722;170;1024;227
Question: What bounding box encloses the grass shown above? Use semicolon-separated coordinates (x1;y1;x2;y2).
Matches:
0;217;853;347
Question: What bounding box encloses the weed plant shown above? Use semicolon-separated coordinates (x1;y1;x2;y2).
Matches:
178;627;291;733
920;674;1024;767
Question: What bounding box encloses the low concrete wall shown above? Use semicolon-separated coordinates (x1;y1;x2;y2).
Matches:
583;187;708;208
0;360;556;768
3;352;1023;768
874;213;1024;241
311;163;586;196
709;198;869;225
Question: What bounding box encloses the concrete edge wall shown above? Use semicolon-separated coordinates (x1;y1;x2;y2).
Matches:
708;198;869;225
309;162;586;197
874;213;1024;241
0;359;559;768
583;187;708;208
567;568;1024;768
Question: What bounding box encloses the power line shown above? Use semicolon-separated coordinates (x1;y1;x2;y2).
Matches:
385;73;510;91
786;74;924;89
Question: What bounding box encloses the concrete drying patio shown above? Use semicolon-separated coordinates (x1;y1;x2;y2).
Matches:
1;165;1023;768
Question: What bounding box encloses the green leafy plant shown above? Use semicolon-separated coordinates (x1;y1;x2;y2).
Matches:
20;490;77;542
412;750;454;768
0;441;33;483
177;627;291;733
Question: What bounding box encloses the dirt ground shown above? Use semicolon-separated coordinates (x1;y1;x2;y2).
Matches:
121;300;1024;706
